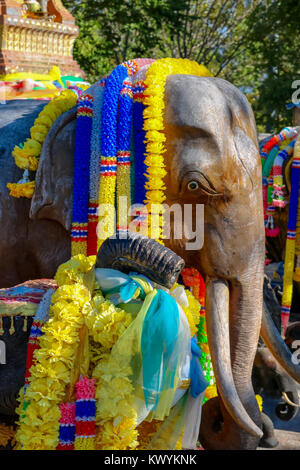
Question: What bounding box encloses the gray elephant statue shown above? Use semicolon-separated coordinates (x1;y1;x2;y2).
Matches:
1;74;300;450
0;100;71;288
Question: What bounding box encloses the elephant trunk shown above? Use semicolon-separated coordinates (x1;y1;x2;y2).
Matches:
200;275;263;449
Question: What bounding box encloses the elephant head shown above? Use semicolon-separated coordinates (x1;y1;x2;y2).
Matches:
29;75;300;449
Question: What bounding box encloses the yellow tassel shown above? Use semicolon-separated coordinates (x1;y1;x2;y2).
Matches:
256;394;263;412
9;317;15;335
282;238;296;309
0;317;4;335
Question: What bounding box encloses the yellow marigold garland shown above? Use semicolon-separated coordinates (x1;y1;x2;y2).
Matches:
7;89;77;199
86;285;138;449
86;291;133;351
15;255;95;450
92;354;139;450
143;59;212;241
16;254;139;450
7;181;36;199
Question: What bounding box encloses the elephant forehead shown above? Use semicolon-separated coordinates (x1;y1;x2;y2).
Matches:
163;75;260;191
164;75;231;138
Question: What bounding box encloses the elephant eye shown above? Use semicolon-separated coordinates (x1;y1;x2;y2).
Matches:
187;181;199;191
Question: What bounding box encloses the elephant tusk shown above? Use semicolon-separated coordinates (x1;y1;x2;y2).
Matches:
206;278;263;438
282;392;300;407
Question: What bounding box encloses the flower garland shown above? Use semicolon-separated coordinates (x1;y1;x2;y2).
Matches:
143;59;212;241
87;79;107;256
116;78;133;232
16;252;203;450
261;128;300;332
74;376;96;450
16;255;138;450
70;58;212;250
86;290;132;351
260;127;293;168
86;282;137;450
133;79;148;207
281;134;300;334
272;137;298;207
15;255;95;450
181;268;217;402
97;60;139;250
260;129;300;268
71;94;94;256
293;194;300;283
131;60;155;234
56;402;76;450
92;353;139;450
7;89;77;199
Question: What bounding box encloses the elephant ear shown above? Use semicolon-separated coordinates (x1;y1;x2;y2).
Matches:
29;106;77;231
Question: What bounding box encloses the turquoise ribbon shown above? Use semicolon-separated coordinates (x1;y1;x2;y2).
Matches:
95;268;148;304
141;289;180;409
108;279;143;305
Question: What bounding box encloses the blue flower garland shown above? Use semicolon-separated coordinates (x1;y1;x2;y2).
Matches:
133;81;147;206
71;94;94;255
87;78;107;255
97;61;139;247
116;78;133;231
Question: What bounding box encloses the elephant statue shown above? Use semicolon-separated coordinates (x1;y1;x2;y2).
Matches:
253;346;299;423
0;100;71;288
252;346;300;448
248;276;299;448
2;74;300;449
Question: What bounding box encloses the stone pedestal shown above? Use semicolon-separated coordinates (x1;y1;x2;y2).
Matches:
0;0;84;77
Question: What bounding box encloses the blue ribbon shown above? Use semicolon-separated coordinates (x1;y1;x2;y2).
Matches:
190;336;209;398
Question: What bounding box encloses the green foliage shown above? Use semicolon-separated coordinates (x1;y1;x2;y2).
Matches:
62;0;185;82
245;0;300;132
62;0;300;132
